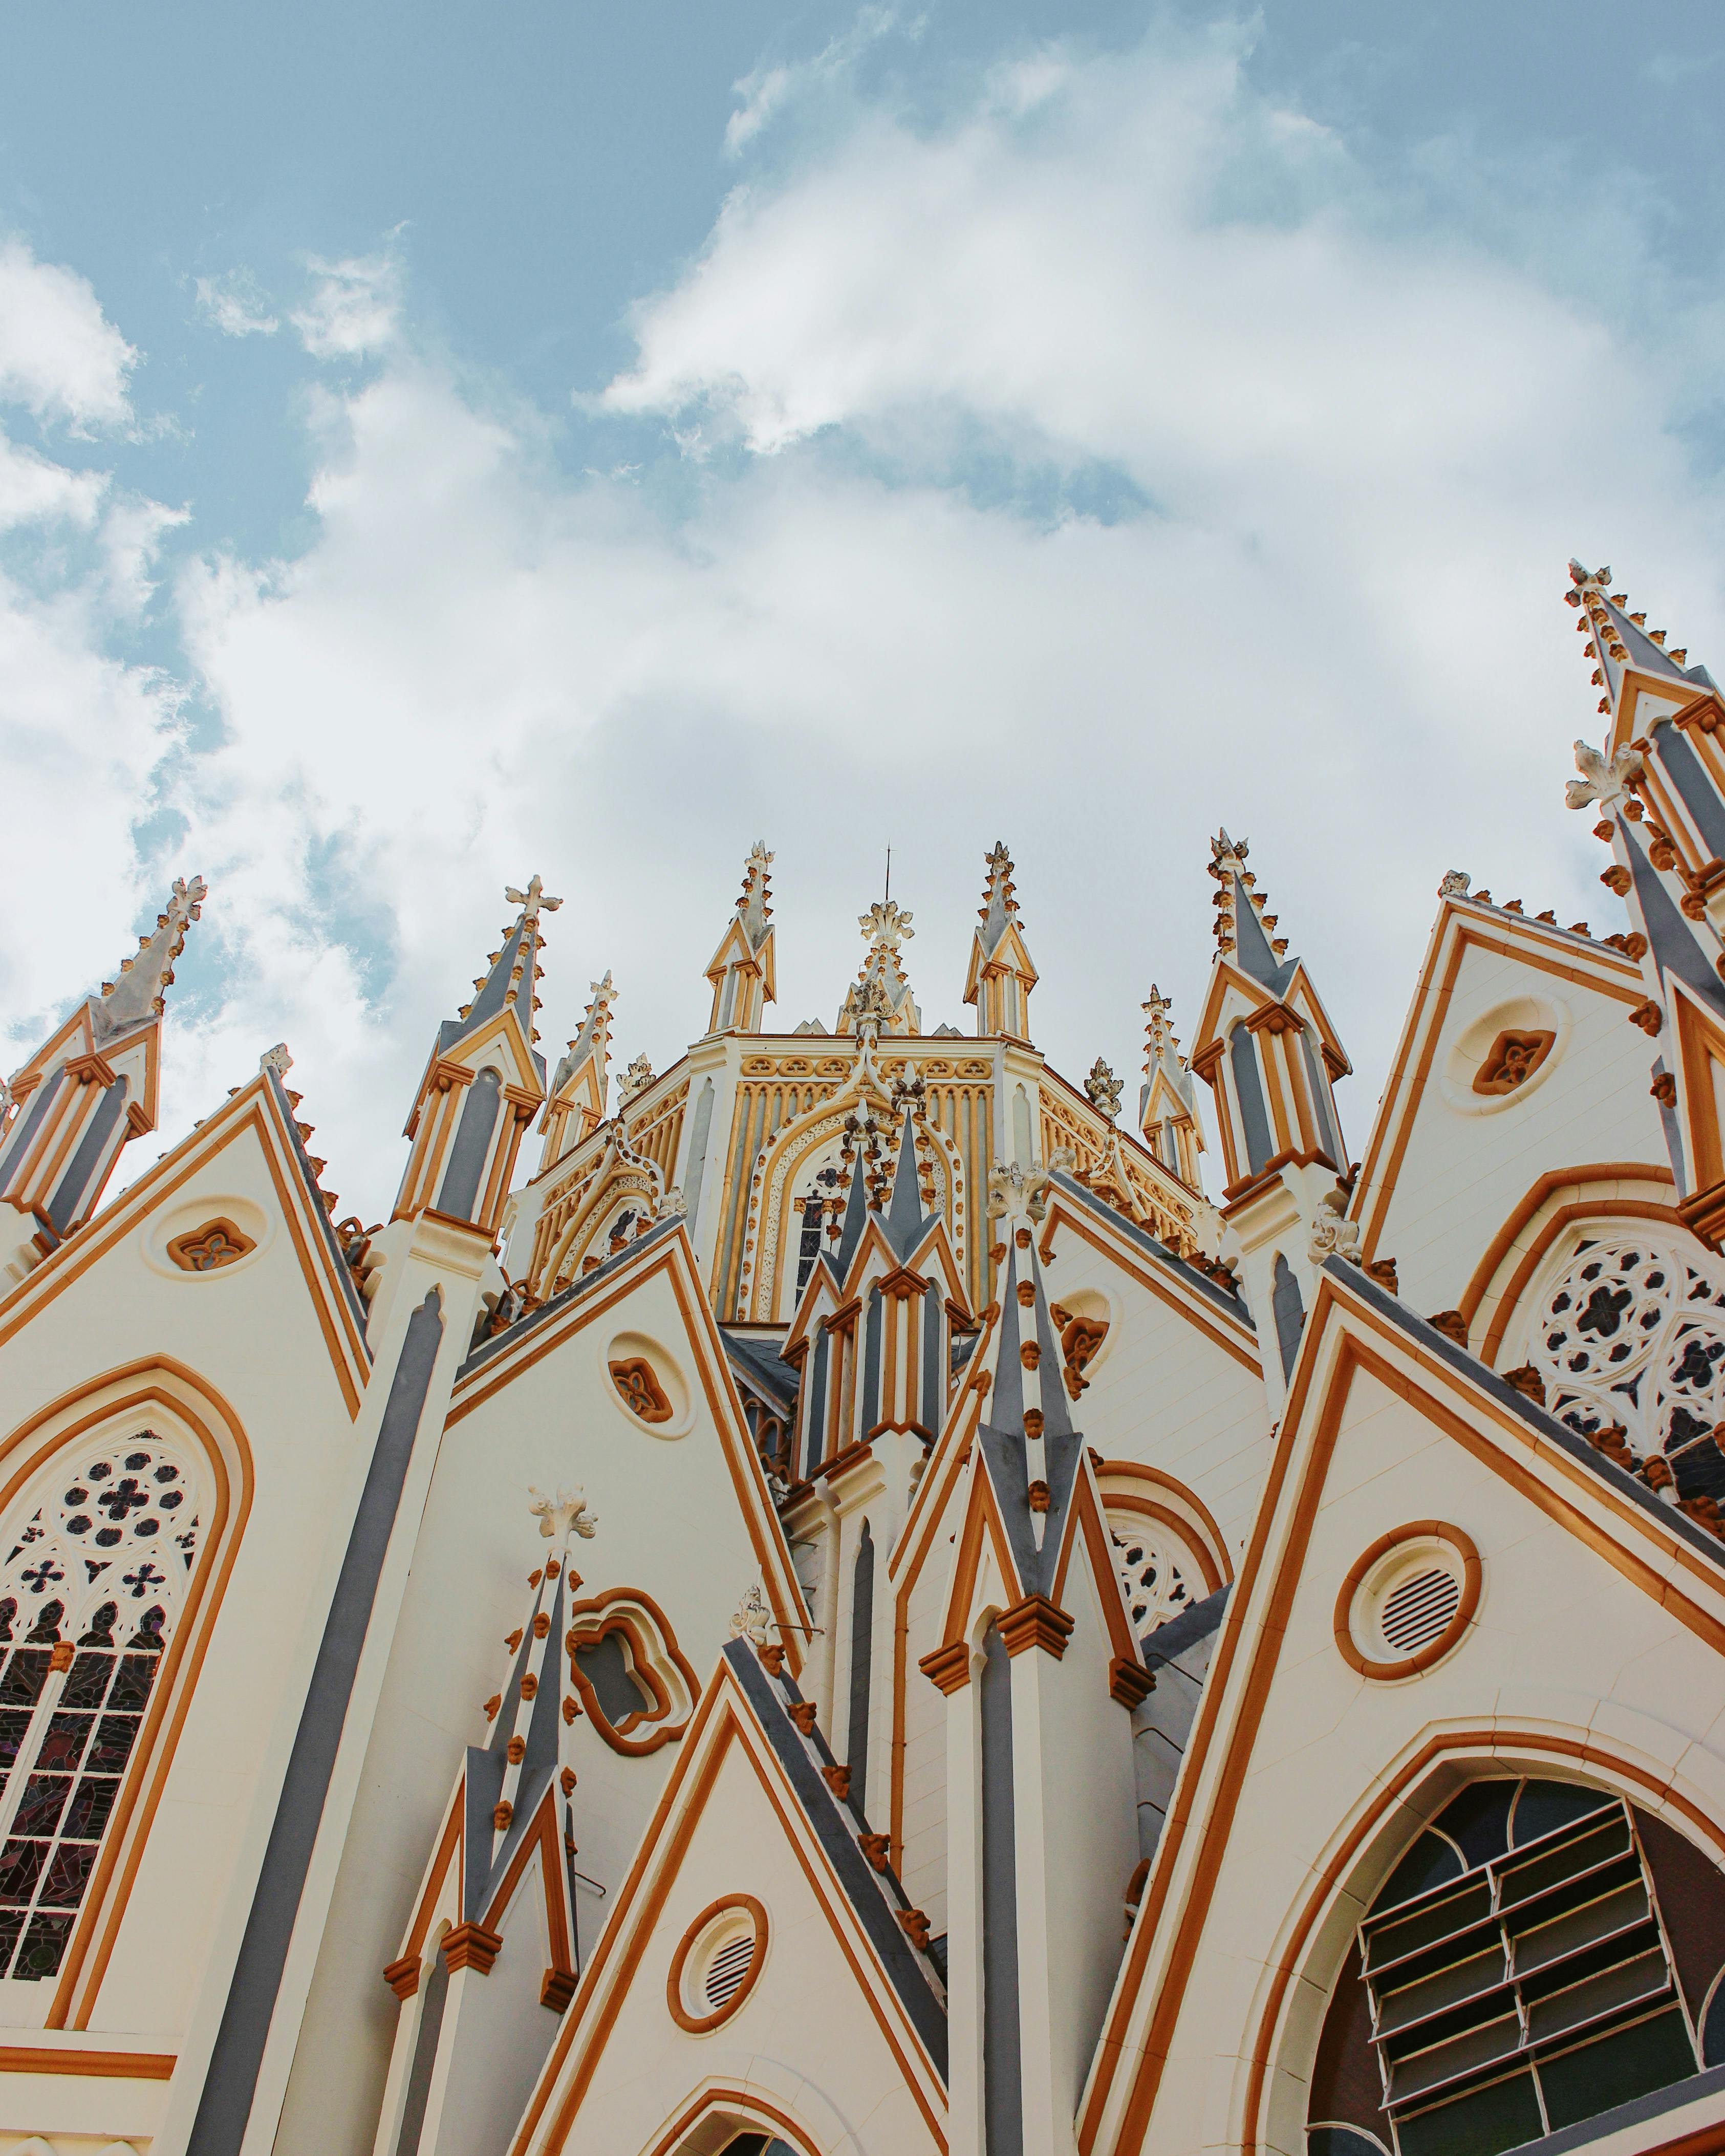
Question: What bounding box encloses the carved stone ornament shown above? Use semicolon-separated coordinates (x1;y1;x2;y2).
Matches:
258;1041;293;1080
1438;870;1471;899
609;1357;673;1422
730;1582;773;1647
1565;738;1644;818
1084;1058;1124;1121
1308;1185;1362;1266
1473;1028;1556;1096
617;1052;656;1106
166;1217;257;1273
527;1485;598;1542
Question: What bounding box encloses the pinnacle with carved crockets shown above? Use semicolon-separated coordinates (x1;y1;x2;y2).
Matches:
1084;1058;1123;1121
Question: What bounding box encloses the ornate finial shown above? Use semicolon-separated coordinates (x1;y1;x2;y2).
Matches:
1438;870;1471;899
617;1051;655;1105
730;1582;772;1646
505;875;563;921
987;1150;1073;1227
655;1185;687;1221
1565;738;1644;817
95;874;209;1031
1308;1185;1362;1266
859;899;914;951
1084;1057;1123;1120
527;1485;597;1541
258;1042;293;1080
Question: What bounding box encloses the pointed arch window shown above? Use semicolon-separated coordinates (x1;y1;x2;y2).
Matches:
0;1428;200;1984
1308;1777;1725;2156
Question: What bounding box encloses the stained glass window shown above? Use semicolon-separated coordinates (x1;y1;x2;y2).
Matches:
0;1431;199;1984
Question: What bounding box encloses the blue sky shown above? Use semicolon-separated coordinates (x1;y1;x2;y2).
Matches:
4;2;1724;1218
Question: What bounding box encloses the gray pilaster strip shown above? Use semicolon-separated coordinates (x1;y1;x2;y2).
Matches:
392;1955;449;2156
1230;1025;1274;1175
981;1623;1023;2155
1272;1254;1305;1381
847;1521;874;1815
0;1069;66;1196
47;1078;127;1232
186;1290;445;2156
436;1068;502;1221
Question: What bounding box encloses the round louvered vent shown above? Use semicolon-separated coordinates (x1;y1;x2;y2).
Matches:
704;1932;757;2013
1334;1522;1481;1681
1378;1565;1461;1656
666;1894;768;2032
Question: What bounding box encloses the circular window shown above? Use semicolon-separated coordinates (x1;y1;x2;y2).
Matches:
603;1330;692;1438
1334;1522;1480;1680
666;1895;768;2033
1439;994;1568;1117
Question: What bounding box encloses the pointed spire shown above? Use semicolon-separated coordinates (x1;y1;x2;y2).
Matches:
737;840;773;952
1139;985;1203;1187
964;842;1039;1039
472;1488;596;1913
394;879;556;1231
704;843;777;1034
838;899;920;1035
969;1159;1083;1593
448;877;559;1066
540;970;616;1171
1;875;208;1281
93;874;207;1039
1565;561;1711;743
1208;830;1291;987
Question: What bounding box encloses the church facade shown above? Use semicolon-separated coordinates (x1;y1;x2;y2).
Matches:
3;560;1725;2156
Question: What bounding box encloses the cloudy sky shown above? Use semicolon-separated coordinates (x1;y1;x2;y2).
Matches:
4;1;1723;1223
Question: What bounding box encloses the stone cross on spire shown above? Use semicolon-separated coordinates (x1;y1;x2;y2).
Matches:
505;876;562;923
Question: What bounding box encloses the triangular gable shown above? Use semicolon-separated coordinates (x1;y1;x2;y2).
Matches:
1037;1174;1259;1375
1077;1257;1725;2156
964;915;1039;1004
1352;892;1650;1267
448;1222;810;1680
702;918;759;985
0;1066;371;1415
506;1646;946;2156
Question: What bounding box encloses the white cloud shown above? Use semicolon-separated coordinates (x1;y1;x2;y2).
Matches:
725;6;903;156
195;270;279;338
11;23;1725;1230
0;237;135;430
291;253;402;359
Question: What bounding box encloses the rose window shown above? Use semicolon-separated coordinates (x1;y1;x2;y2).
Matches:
1530;1237;1725;1499
1109;1518;1192;1636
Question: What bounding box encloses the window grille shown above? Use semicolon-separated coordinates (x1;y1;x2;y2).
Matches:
0;1431;199;1983
704;1932;756;2013
1377;1568;1461;1658
1360;1793;1695;2152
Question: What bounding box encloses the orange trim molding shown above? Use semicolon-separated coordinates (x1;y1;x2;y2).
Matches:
664;1892;769;2034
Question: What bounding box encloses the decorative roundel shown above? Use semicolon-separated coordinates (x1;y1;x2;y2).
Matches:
666;1894;768;2034
1333;1521;1481;1681
59;1439;190;1559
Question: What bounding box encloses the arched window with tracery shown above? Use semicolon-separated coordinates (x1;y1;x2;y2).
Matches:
1107;1512;1193;1637
0;1427;200;1985
1307;1776;1725;2156
1525;1235;1725;1506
